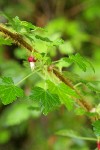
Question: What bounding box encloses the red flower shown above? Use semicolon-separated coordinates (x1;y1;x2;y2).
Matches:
28;56;36;62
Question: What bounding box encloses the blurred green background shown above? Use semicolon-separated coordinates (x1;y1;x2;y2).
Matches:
0;0;100;150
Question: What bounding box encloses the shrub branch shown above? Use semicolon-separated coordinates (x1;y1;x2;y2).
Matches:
0;24;34;52
0;23;97;121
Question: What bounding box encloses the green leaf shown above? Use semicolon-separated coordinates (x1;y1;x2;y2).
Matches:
52;38;64;46
8;16;45;33
92;120;100;137
69;54;87;72
35;35;52;42
47;80;78;110
1;77;14;84
96;104;100;115
46;80;57;93
86;81;100;93
11;16;23;32
34;39;48;53
0;77;24;104
63;53;95;72
34;34;63;47
20;21;45;32
57;83;77;110
30;87;61;115
71;53;95;72
55;58;71;70
0;36;12;45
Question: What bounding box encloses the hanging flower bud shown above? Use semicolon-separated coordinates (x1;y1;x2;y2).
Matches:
28;56;36;70
28;56;36;62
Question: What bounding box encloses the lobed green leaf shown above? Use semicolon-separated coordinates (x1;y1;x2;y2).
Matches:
30;87;61;115
59;53;95;72
92;120;100;137
0;37;12;46
47;80;79;110
0;77;24;104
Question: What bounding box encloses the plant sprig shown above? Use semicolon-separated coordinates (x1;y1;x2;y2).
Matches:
0;15;100;145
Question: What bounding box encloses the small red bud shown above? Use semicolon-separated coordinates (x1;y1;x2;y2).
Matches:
28;56;36;62
97;141;100;150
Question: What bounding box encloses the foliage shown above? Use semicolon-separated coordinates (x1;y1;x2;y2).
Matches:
0;77;24;104
0;0;100;149
92;120;100;138
30;86;61;115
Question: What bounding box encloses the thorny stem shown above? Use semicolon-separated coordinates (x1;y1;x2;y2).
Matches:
0;24;35;52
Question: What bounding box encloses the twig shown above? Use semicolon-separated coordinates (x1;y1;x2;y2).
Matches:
0;24;34;52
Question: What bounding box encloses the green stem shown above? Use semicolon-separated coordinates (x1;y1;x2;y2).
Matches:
52;60;60;64
70;136;97;141
16;68;41;86
59;134;97;141
74;82;82;88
